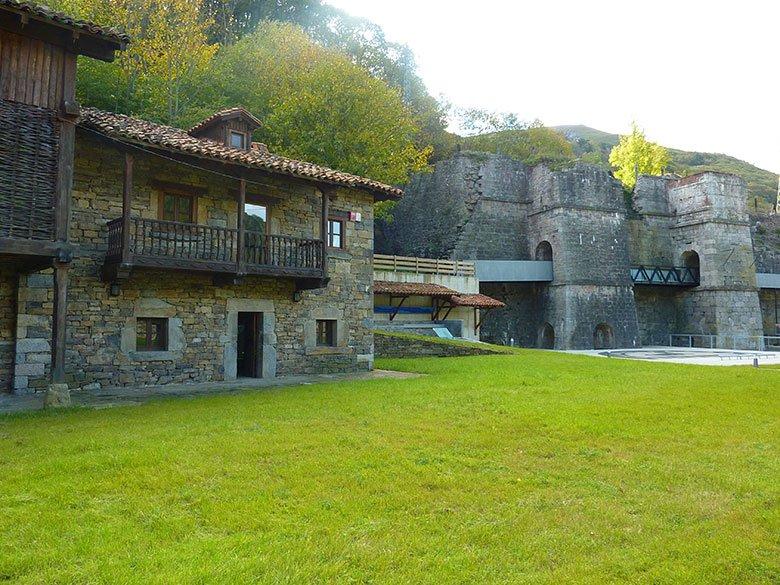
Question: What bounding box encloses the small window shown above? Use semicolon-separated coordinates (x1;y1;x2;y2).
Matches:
136;318;168;352
230;131;247;149
316;319;337;347
327;219;343;249
161;193;194;223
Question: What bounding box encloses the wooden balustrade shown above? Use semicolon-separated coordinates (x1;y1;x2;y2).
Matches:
105;217;325;277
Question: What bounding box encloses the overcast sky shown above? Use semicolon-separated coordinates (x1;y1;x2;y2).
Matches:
326;0;779;174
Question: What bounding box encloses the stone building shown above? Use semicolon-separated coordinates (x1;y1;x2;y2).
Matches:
0;3;400;402
381;152;772;350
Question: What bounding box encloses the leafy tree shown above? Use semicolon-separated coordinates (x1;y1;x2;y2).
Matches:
609;123;669;190
462;119;574;168
50;0;217;125
214;22;430;184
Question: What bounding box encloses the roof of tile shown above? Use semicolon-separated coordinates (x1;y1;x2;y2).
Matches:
0;0;129;44
373;281;457;297
188;107;262;135
449;293;506;308
78;108;402;199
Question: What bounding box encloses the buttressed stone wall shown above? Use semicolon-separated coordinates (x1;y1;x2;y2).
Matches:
382;152;765;349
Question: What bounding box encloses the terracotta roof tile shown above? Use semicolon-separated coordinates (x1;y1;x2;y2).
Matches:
0;0;129;44
449;293;506;308
373;281;457;297
78;108;403;199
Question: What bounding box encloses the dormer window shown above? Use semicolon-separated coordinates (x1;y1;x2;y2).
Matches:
230;131;247;150
188;107;262;151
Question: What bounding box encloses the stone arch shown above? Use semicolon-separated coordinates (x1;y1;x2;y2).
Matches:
681;250;700;270
538;322;555;349
593;323;615;350
535;240;553;261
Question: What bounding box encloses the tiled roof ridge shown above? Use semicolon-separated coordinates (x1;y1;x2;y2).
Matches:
187;106;262;135
78;107;402;198
0;0;130;43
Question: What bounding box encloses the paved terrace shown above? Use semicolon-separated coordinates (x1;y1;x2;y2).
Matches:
0;370;417;414
568;347;780;367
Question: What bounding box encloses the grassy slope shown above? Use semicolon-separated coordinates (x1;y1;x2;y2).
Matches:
0;352;778;583
555;125;778;213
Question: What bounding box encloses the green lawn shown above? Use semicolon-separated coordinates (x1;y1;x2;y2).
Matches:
0;352;778;584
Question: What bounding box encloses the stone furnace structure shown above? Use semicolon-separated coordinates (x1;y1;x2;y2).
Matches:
381;152;768;350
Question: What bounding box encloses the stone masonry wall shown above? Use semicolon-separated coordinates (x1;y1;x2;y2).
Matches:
14;131;375;391
758;289;778;336
379;152;528;260
374;331;504;358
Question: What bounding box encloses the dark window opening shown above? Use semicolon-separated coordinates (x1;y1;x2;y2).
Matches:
316;319;337;347
230;131;247;149
136;317;168;352
162;193;194;223
327;219;343;248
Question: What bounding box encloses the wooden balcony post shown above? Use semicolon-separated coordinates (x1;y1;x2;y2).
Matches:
122;152;133;264
236;178;246;274
320;188;330;276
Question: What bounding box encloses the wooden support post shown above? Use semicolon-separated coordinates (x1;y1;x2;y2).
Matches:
45;261;71;407
121;152;133;264
236;178;246;274
320;188;330;277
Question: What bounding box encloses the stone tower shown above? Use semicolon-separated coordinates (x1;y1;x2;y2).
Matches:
526;164;640;349
666;173;763;345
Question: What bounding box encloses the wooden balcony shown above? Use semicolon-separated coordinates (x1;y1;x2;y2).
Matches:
103;217;326;286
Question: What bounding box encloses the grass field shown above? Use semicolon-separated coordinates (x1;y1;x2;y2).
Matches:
0;352;778;583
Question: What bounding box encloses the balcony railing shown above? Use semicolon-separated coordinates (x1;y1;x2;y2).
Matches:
631;265;699;286
105;217;325;278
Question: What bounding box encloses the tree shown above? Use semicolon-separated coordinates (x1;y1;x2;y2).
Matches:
461;117;574;168
214;22;430;185
609;123;670;190
49;0;217;125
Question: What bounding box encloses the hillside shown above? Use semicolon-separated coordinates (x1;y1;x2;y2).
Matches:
555;125;778;213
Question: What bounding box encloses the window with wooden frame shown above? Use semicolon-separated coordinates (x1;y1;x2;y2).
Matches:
136;317;168;352
316;319;337;347
229;130;247;150
327;218;344;249
160;192;195;223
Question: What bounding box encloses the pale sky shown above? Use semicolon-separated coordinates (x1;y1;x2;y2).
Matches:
326;0;779;174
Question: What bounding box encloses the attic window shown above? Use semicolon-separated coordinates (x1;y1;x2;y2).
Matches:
230;131;247;149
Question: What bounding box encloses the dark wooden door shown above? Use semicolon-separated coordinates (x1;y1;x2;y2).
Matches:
237;312;263;378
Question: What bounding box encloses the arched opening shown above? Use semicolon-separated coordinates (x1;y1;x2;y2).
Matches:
535;241;553;262
538;322;555;349
681;250;701;284
593;323;615;350
681;250;700;269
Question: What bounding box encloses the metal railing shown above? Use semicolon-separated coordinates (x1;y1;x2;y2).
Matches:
374;253;475;276
632;266;700;286
669;334;780;351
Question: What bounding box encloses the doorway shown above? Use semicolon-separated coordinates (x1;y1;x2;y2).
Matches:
237;312;263;378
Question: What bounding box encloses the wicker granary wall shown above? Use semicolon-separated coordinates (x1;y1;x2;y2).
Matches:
0;99;59;240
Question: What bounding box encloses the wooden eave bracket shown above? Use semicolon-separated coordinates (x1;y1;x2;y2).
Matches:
388;295;409;321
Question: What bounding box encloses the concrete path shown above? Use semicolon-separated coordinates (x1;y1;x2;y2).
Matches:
0;370;417;415
567;346;780;367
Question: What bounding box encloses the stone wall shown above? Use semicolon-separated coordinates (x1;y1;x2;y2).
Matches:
379;152;528;260
12;131;376;392
633;288;679;346
374;331;504;358
758;289;778;336
479;283;542;347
